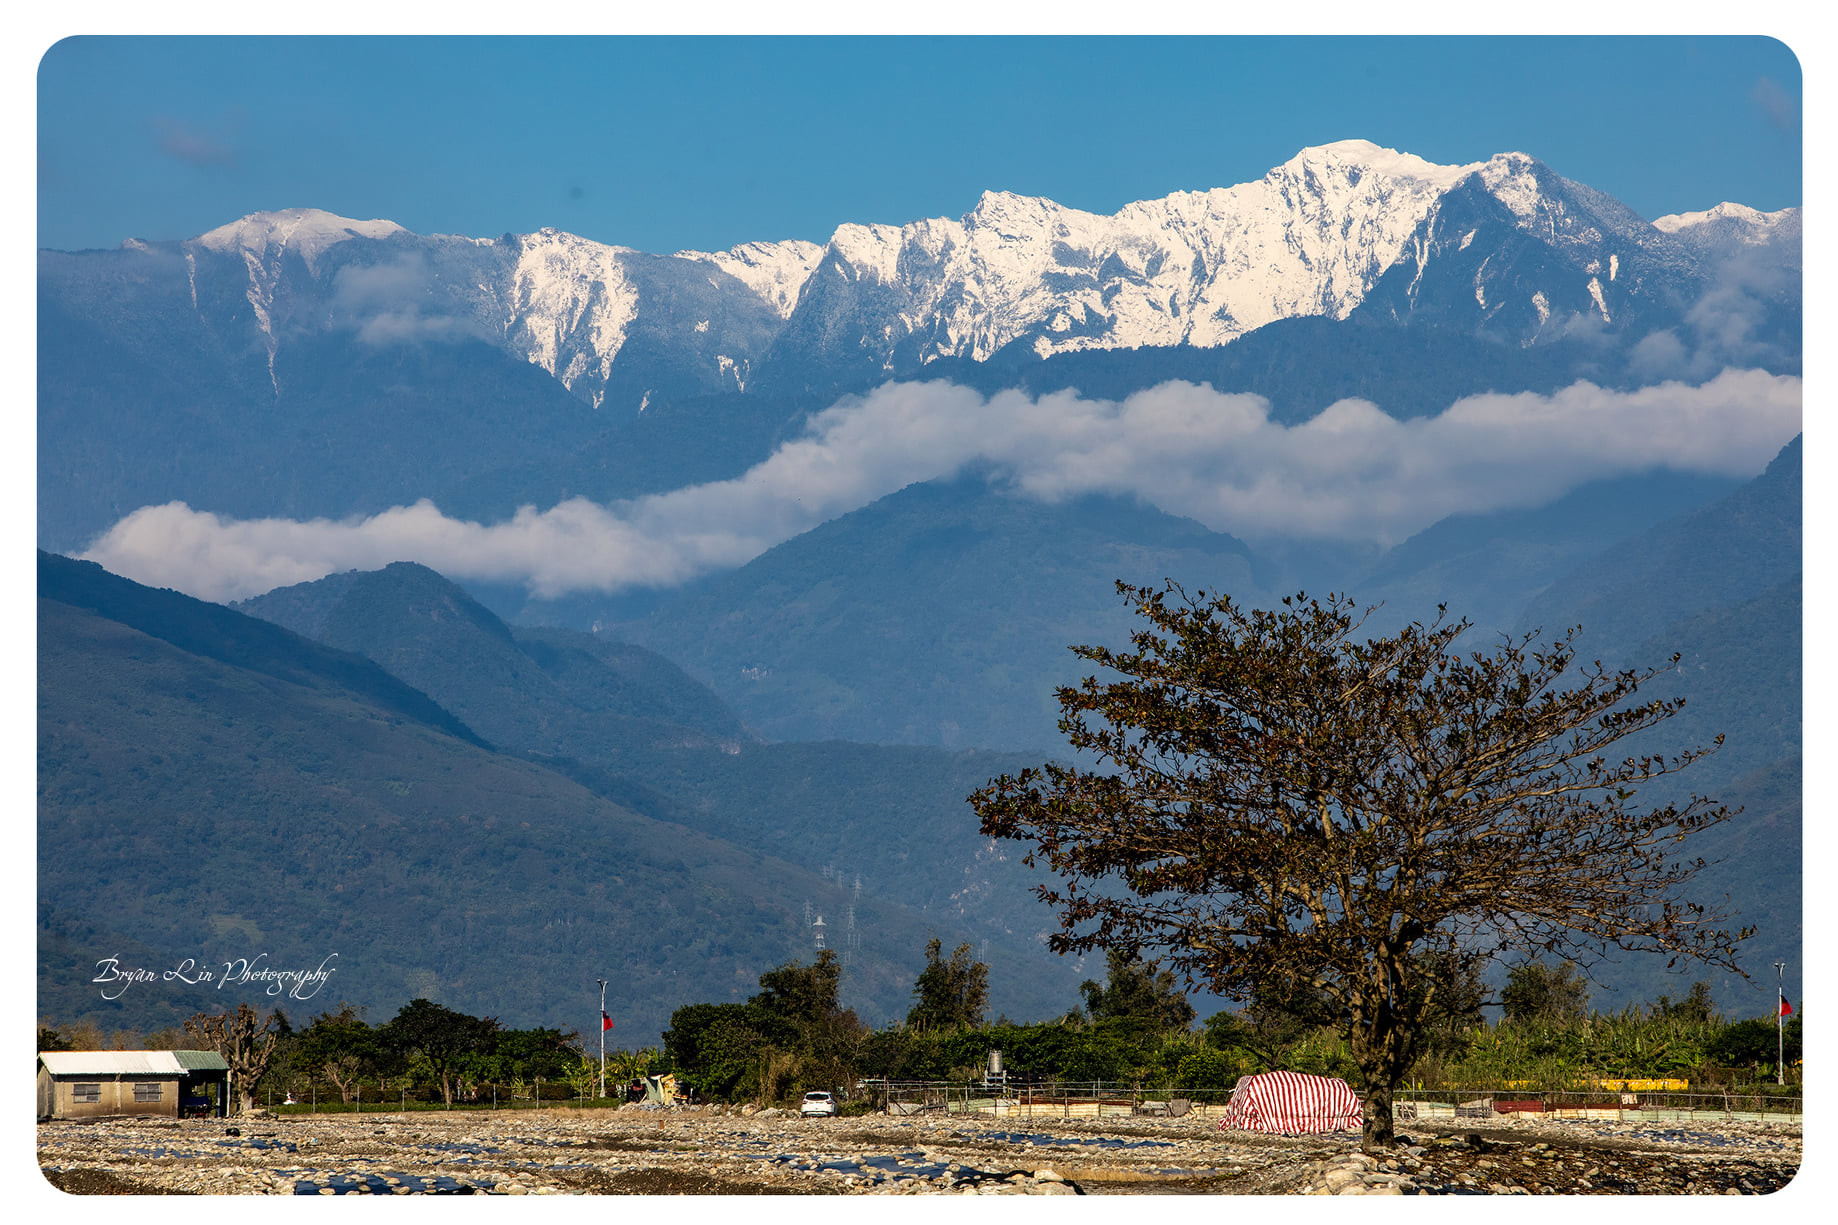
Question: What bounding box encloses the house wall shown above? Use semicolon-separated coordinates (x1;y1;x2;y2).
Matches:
43;1074;180;1119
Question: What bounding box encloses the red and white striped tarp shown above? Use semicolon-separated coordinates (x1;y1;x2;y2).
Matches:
1217;1071;1363;1134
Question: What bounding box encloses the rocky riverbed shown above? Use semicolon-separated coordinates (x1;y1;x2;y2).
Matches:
37;1104;1801;1196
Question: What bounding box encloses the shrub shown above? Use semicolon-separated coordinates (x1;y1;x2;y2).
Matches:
1707;1015;1801;1070
1172;1047;1254;1103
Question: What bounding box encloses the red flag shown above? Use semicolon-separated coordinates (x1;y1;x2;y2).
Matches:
1779;997;1793;1017
602;1011;614;1031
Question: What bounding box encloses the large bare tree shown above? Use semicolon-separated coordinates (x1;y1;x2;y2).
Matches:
970;584;1749;1148
184;1003;280;1115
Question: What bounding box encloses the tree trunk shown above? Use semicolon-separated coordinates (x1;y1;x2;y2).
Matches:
1360;1080;1395;1150
1348;994;1415;1151
325;1058;360;1103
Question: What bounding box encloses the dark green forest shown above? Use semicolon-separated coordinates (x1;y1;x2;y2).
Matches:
38;553;1076;1041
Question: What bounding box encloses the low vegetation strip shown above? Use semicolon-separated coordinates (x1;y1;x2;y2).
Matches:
40;950;1804;1129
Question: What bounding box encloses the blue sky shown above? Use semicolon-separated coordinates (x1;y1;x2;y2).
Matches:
37;35;1804;254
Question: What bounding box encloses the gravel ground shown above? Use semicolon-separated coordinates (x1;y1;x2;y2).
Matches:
36;1104;1802;1196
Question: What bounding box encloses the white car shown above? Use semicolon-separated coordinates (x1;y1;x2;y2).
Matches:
800;1091;838;1118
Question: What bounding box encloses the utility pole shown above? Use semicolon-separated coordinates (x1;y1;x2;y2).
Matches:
597;977;608;1102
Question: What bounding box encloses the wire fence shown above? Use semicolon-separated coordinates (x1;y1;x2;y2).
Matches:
874;1080;1194;1120
865;1080;1803;1125
267;1075;1803;1125
1394;1087;1802;1125
268;1078;628;1116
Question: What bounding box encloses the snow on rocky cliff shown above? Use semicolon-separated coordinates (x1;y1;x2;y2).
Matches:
677;239;827;319
499;228;640;404
783;141;1488;363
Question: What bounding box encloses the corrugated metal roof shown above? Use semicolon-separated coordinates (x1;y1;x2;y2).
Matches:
39;1051;187;1076
170;1050;229;1071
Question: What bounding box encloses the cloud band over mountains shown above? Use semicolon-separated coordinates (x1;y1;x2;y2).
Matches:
82;369;1802;604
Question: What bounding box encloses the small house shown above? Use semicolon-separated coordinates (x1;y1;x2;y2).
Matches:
37;1050;231;1120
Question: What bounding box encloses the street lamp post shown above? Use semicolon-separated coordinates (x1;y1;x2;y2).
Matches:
1774;962;1787;1086
597;978;608;1102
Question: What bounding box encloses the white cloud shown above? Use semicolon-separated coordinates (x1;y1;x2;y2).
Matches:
1628;250;1799;383
333;254;487;346
81;369;1802;604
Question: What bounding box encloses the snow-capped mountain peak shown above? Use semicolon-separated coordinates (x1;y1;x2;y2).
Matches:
1648;200;1802;269
194;208;405;270
966;188;1068;229
1654;201;1773;232
825;222;909;286
1473;151;1549;218
1652;200;1802;245
1275;139;1482;190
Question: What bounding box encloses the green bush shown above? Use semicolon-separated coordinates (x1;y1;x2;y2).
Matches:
1172;1046;1253;1102
1707;1015;1802;1071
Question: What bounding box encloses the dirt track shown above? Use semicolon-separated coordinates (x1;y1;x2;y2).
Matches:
36;1104;1802;1196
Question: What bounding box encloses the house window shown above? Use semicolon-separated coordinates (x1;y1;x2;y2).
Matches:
72;1083;101;1103
133;1082;163;1103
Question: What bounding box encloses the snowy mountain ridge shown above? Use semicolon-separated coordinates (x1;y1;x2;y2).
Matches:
108;140;1800;410
1653;200;1798;236
674;239;827;319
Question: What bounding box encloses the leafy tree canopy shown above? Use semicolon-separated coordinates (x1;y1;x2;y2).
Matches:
1501;959;1593;1024
751;949;847;1027
907;939;990;1032
971;583;1747;1148
1079;947;1196;1032
486;1026;579;1082
381;998;500;1105
664;952;868;1102
1651;980;1718;1025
